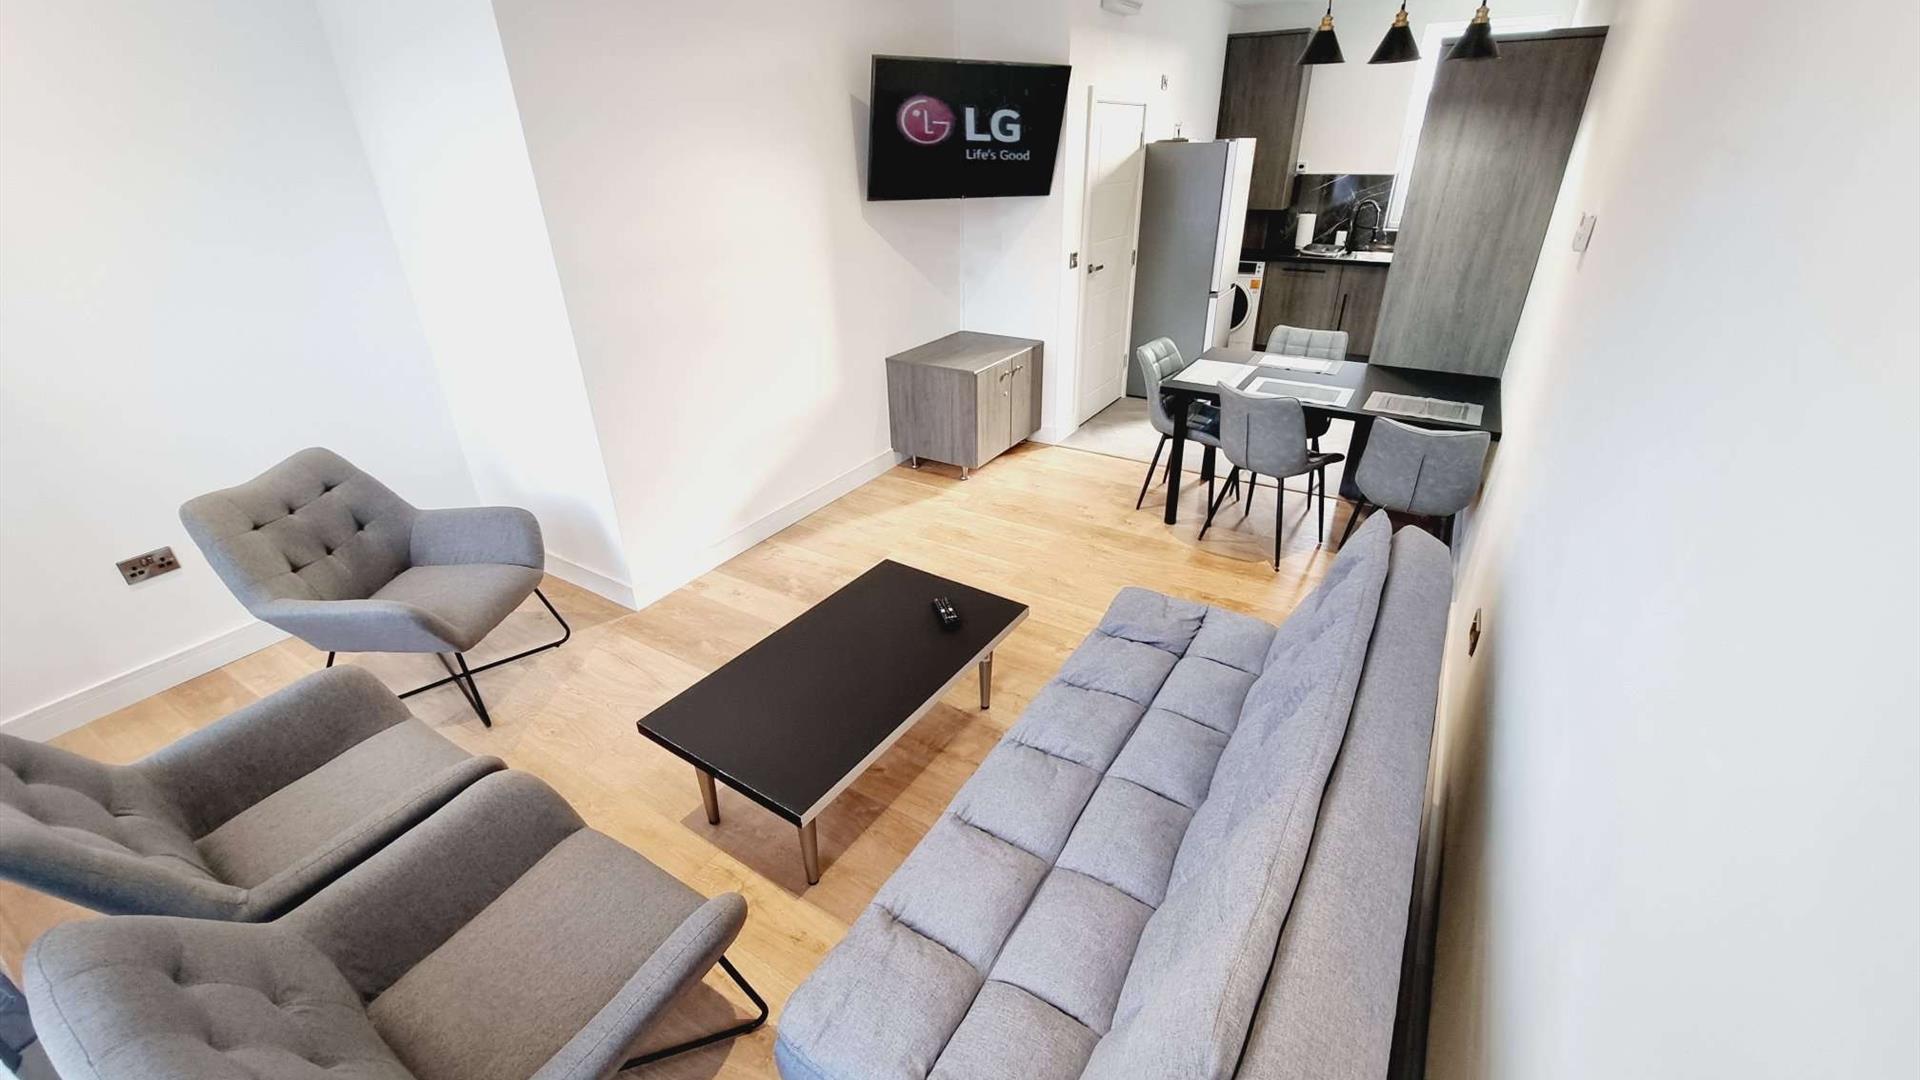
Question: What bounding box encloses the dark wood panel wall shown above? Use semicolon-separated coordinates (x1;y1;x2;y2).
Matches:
1371;29;1607;377
1217;30;1312;210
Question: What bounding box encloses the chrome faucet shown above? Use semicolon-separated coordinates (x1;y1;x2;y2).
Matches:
1349;199;1385;251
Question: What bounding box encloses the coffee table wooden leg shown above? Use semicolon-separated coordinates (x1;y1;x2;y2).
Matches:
979;652;994;710
696;768;720;825
799;820;821;885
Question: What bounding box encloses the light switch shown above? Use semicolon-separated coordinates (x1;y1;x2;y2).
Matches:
1572;212;1597;252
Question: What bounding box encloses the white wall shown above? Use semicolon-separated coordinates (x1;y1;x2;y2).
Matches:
1424;0;1920;1075
316;0;636;605
0;0;475;734
490;0;967;607
1231;0;1584;174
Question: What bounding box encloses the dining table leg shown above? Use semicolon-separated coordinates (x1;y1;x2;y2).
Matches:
1163;395;1188;525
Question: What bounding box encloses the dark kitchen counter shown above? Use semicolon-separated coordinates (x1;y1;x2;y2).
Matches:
1244;248;1393;268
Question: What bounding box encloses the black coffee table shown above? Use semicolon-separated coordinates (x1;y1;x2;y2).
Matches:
634;560;1027;884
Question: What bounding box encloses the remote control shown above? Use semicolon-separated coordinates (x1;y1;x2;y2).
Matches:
931;596;961;629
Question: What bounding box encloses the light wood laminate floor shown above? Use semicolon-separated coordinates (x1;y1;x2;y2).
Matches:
0;442;1352;1078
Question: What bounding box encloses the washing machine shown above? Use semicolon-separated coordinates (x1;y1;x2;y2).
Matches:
1225;260;1263;349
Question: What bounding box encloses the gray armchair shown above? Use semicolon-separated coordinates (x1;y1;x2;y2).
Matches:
1340;417;1491;548
23;771;765;1080
180;448;568;726
0;667;500;921
1131;338;1229;512
1199;384;1346;568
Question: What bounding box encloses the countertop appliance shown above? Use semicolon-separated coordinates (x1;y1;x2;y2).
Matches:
1126;138;1255;396
1226;260;1263;349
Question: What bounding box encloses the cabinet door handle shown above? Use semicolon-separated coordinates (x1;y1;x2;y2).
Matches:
1088;263;1106;274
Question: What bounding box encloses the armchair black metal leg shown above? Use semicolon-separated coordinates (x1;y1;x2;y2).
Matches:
1198;467;1238;541
436;653;493;727
396;587;572;718
1442;514;1456;549
620;956;769;1070
325;652;335;669
1136;435;1169;510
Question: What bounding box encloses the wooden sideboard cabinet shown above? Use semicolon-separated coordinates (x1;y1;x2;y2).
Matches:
885;332;1043;478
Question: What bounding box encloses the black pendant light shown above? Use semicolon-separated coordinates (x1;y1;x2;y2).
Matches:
1447;3;1500;61
1368;2;1420;64
1299;2;1345;65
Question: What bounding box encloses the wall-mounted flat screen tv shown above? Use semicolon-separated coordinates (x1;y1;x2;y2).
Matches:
867;56;1072;201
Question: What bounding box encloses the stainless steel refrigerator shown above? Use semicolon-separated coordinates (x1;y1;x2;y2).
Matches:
1126;138;1255;397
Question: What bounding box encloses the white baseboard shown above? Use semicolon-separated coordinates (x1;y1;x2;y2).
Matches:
544;552;639;610
1;621;288;743
0;455;903;743
626;448;903;611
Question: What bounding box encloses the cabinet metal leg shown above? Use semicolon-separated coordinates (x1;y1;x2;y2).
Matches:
696;768;720;825
799;820;821;885
979;652;993;710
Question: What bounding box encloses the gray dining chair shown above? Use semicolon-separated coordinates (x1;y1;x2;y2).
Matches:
180;448;568;727
1198;385;1345;569
1340;417;1492;548
1264;323;1350;453
1133;338;1232;512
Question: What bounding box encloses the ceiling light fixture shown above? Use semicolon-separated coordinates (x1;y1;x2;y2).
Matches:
1447;3;1501;61
1369;2;1421;64
1299;1;1346;65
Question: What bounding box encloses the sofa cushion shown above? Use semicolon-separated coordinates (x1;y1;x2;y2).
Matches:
364;829;704;1080
23;916;414;1080
928;981;1097;1080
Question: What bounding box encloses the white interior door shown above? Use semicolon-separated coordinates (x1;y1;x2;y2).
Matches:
1075;97;1148;425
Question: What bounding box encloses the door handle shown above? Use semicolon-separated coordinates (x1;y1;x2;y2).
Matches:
1088;263;1106;274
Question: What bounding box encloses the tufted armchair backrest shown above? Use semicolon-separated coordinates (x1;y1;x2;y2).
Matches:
0;734;242;918
1132;337;1189;437
180;448;417;611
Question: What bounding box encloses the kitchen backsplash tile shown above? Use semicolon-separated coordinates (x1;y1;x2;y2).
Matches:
1243;172;1396;254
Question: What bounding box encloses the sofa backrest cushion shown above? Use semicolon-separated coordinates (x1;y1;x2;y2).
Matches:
1235;525;1452;1080
0;735;239;919
1080;512;1394;1080
180;448;416;610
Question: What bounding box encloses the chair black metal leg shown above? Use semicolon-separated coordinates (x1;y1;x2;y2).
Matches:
1273;482;1284;571
1136;435;1169;510
619;956;769;1070
1198;467;1238;541
1242;473;1258;520
1315;468;1327;543
393;588;571;723
1442;514;1456;549
325;652;335;668
1339;500;1368;547
1201;445;1216;512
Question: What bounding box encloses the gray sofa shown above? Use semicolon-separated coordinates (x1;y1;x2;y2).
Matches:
23;770;761;1080
776;512;1449;1079
0;666;500;921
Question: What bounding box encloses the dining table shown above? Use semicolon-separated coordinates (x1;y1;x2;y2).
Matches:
1155;347;1504;525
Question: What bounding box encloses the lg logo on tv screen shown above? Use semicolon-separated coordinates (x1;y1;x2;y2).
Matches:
896;94;1031;160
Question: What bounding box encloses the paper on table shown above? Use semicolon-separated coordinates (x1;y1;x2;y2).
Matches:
1256;355;1343;375
1247;378;1354;406
1172;359;1255;388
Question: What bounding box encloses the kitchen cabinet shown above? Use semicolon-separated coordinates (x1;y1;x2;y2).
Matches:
886;332;1043;476
1372;28;1606;376
1256;260;1389;358
1217;30;1311;210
